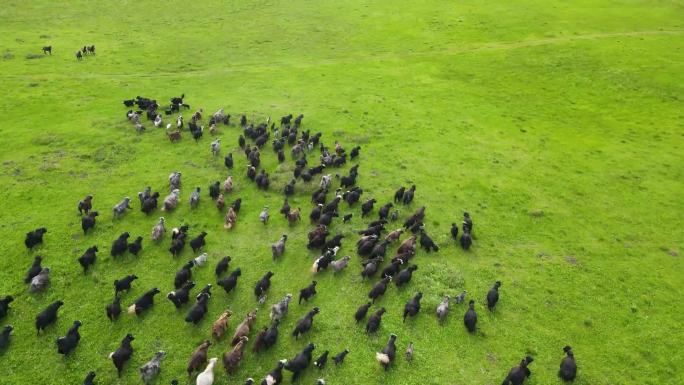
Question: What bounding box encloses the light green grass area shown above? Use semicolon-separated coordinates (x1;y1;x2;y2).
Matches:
0;1;683;384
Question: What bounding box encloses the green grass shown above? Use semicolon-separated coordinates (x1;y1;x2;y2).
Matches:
0;0;683;384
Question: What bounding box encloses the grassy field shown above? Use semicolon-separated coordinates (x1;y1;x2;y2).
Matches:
0;1;683;384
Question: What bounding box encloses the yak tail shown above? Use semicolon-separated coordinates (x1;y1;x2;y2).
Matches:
310;261;318;273
224;222;233;229
127;304;136;315
109;351;114;359
375;352;389;364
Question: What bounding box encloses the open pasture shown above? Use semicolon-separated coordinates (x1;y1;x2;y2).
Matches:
0;1;682;384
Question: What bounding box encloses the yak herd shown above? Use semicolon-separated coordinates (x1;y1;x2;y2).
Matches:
1;94;578;385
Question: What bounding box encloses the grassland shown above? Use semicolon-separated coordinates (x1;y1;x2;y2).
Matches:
0;1;683;384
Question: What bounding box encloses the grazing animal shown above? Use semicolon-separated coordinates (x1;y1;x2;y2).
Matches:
76;50;82;60
365;307;386;333
114;274;138;294
280;199;291;218
454;290;467;304
224;206;237;229
154;115;163;128
450;223;459;240
56;320;82;355
331;255;351;273
361;199;376;217
464;300;477;333
378;203;393;220
211;139;221;156
231;309;257;346
215;256;231;276
36;300;63;333
25;255;43;283
82;372;96;385
141;192;160;214
270;294;293;322
42;45;52;54
314;351;329;369
175;261;195;289
419;229;439;252
375;334;397;370
231;198;242;213
462;212;473;233
190;187;201;209
254;271;274;298
162;189;181;211
128;236;143;256
343;213;353;223
402;185;416;204
190;232;208;253
30;267;50;293
299;281;318;304
405;342;414;362
436;295;450;323
25;227;48;249
361;256;382;279
460;230;472;250
167;281;196;308
140;351;166;384
218;268;241;293
224;175;233;192
212;310;232;339
559;346;577;381
111;232;130;257
403;292;423;322
223;336;249;374
169;233;187;257
350;146;360;159
333;349;349;365
188;340;212;376
292;307;320;339
224;153;233;169
127;288;160;315
78;195;93;215
216;194;225;211
311;247;338;272
261;360;286;385
169;171;182;191
284;343;316;381
397;235;417;255
487;281;502;310
258;319;280;352
394;187;405;203
385;228;404;243
186;292;211;324
502;356;534;385
0;325;12;351
381;259;403;279
151;217;166;241
259;207;270;225
106;296;121;320
112;197;132;218
287;207;301;224
196;357;218;385
354;302;372;323
110;334;135;377
208;181;221;199
81;211;99;234
0;296;14;320
271;235;288;260
394;265;418;287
